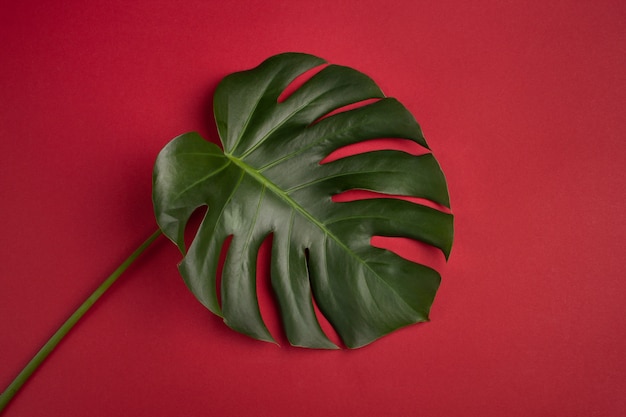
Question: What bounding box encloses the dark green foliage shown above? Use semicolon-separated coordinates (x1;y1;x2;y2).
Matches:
153;53;453;348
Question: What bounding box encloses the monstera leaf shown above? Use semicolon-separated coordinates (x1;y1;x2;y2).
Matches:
153;52;453;349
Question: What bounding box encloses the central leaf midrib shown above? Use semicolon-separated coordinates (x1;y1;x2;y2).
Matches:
225;153;419;315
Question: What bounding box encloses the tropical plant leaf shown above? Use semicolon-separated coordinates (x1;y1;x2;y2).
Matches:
152;52;453;349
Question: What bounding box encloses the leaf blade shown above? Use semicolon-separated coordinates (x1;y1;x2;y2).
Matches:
153;53;454;348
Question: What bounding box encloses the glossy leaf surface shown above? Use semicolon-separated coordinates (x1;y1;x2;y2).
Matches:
153;53;453;348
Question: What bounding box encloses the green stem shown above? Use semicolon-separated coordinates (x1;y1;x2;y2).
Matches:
0;229;163;413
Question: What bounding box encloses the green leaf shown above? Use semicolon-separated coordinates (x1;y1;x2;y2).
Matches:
152;52;453;349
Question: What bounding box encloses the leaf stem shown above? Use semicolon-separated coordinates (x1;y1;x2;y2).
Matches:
0;229;163;413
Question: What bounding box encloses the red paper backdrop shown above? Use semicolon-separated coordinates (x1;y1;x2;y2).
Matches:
1;1;625;416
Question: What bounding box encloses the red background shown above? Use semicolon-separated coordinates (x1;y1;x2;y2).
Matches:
1;1;625;416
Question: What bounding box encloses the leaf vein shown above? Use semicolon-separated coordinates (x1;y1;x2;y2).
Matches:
238;93;326;159
228;81;272;155
285;170;399;194
173;160;232;201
